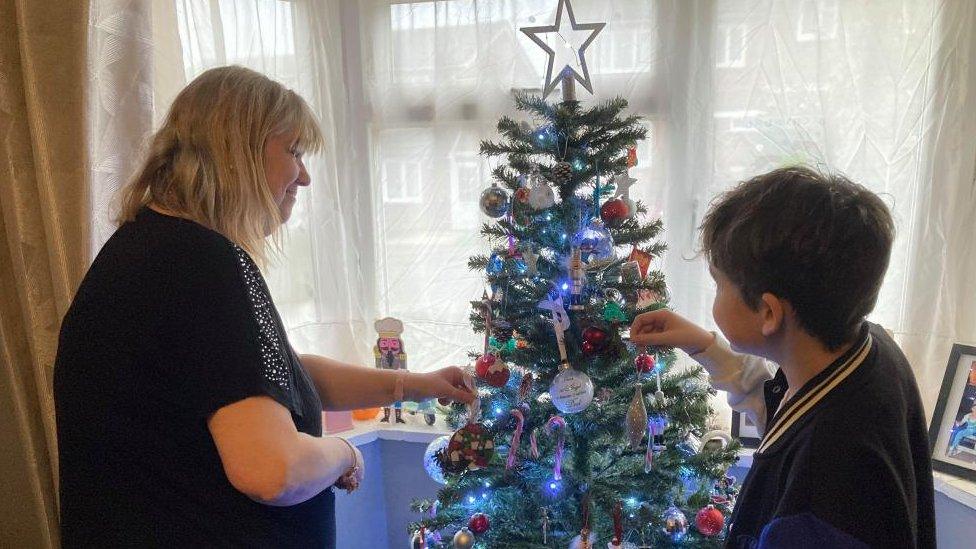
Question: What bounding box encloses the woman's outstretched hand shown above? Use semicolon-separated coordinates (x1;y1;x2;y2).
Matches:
406;366;477;405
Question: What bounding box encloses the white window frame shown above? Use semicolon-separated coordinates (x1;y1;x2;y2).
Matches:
716;23;747;69
797;0;839;43
381;160;424;203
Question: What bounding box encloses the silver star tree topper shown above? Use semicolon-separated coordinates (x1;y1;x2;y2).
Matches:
520;0;606;101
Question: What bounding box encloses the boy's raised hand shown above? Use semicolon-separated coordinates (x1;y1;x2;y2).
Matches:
629;309;715;355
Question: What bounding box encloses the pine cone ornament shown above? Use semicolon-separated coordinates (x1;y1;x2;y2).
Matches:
550;161;573;184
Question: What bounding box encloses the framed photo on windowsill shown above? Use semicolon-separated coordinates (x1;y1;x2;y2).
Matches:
929;343;976;482
732;410;761;449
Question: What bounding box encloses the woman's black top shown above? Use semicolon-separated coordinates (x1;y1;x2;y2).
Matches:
54;207;334;548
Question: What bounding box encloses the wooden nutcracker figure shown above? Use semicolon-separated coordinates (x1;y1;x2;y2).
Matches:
374;317;407;423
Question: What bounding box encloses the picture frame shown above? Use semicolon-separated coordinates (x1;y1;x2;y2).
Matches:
928;343;976;482
731;410;761;449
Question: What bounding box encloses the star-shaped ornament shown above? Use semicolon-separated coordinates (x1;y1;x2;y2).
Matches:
520;0;606;99
612;171;638;198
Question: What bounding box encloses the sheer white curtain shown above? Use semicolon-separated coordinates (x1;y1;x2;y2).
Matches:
90;0;976;416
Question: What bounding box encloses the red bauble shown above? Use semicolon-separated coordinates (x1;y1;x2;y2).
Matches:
635;352;655;373
695;505;725;537
600;198;630;227
475;353;510;387
475;353;497;378
581;326;610;353
468;512;490;535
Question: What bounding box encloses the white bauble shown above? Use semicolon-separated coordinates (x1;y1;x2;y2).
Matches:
550;368;594;414
422;435;450;484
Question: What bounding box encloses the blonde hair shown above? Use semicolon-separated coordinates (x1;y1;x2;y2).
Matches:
118;65;323;263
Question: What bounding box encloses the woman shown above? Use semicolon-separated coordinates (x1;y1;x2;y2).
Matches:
54;66;474;548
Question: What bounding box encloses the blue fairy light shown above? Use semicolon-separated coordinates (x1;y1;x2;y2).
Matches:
467;495;476;504
572;158;584;171
494;406;504;416
543;478;563;498
484;481;491;488
561;282;569;291
626;497;638;507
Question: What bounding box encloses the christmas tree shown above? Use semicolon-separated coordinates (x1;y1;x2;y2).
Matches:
409;3;740;547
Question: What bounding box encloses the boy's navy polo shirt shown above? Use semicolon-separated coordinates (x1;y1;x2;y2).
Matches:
727;323;935;548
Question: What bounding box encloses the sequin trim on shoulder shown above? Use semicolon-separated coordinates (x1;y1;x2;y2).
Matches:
232;245;291;391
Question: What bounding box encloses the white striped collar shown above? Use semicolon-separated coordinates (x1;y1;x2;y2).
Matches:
757;331;874;454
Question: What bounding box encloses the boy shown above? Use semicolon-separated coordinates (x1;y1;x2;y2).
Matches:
631;166;935;548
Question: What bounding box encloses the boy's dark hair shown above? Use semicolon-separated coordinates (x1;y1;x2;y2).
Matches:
700;165;894;350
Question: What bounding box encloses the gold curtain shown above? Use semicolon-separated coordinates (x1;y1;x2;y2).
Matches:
0;0;90;546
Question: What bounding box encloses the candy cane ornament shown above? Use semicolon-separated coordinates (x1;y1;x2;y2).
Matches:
546;416;567;481
507;408;525;469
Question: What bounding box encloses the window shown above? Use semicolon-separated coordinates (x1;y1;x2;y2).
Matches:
716;24;746;68
797;0;839;42
450;157;484;229
381;160;424;203
145;0;975;392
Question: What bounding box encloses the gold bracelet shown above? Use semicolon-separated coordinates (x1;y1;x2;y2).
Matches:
335;437;360;493
337;436;359;471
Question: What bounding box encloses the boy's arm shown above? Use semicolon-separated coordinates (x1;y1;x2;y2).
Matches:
690;335;777;435
631;309;777;435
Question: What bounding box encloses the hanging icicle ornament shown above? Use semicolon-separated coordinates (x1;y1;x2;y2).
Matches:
506;408;525;469
545;415;567;481
539;293;594;413
653;353;666;406
625;383;648;449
